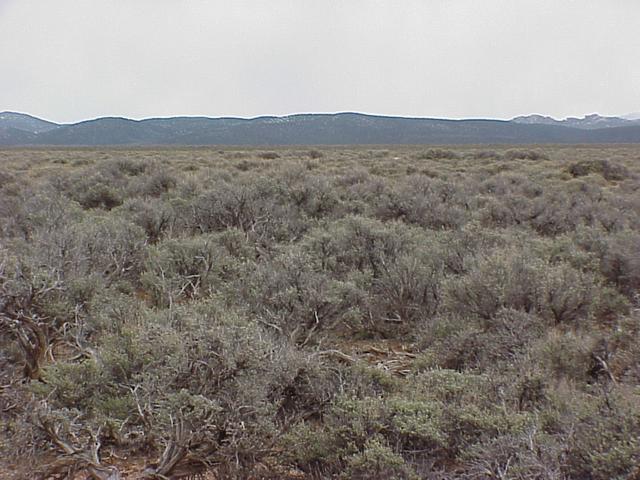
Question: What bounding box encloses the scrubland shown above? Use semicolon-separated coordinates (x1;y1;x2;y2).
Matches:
1;145;639;479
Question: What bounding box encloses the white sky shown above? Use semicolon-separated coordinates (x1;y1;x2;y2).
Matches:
1;0;639;123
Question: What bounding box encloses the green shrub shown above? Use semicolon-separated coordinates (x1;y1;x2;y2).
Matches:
376;175;467;229
4;147;640;478
563;391;640;479
568;159;630;181
341;437;416;480
141;233;242;307
538;263;597;325
371;252;442;323
67;171;126;209
238;247;359;342
416;149;459;160
532;330;594;382
258;151;280;159
117;197;175;242
461;429;565;479
504;149;549;161
445;249;544;320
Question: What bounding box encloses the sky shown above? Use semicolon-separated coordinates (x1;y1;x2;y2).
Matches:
1;0;639;123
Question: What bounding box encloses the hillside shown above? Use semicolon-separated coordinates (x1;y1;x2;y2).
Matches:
0;111;59;133
1;111;640;145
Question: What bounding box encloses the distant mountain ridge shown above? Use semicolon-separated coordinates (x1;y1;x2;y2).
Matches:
512;113;640;130
1;111;639;145
0;111;59;134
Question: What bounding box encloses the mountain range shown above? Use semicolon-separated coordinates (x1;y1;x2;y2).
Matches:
511;113;640;129
1;111;639;146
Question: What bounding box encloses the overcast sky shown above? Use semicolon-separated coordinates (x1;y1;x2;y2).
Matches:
1;0;639;123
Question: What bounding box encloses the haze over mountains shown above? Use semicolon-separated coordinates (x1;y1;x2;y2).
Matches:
1;111;639;146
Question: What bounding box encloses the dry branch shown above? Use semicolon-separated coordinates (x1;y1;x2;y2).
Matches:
35;404;122;480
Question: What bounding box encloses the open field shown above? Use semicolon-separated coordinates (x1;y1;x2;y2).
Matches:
1;145;639;479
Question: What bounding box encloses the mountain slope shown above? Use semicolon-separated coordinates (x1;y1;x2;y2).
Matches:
0;126;38;145
1;112;639;145
0;111;59;133
34;117;166;145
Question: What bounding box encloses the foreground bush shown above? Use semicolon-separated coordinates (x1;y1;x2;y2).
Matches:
1;147;639;479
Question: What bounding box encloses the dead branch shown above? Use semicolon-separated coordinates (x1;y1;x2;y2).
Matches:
35;405;122;480
4;314;49;381
312;349;357;364
143;418;195;480
593;354;618;385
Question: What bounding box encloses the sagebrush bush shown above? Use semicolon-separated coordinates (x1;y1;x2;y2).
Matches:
141;232;243;307
504;149;549;161
567;158;631;181
444;249;544;320
2;146;640;479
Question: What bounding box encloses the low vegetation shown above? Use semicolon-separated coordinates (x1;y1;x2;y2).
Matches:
1;145;639;479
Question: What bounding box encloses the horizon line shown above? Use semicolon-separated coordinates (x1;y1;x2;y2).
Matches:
2;109;635;126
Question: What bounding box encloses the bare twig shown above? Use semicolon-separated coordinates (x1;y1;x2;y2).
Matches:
36;404;122;480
